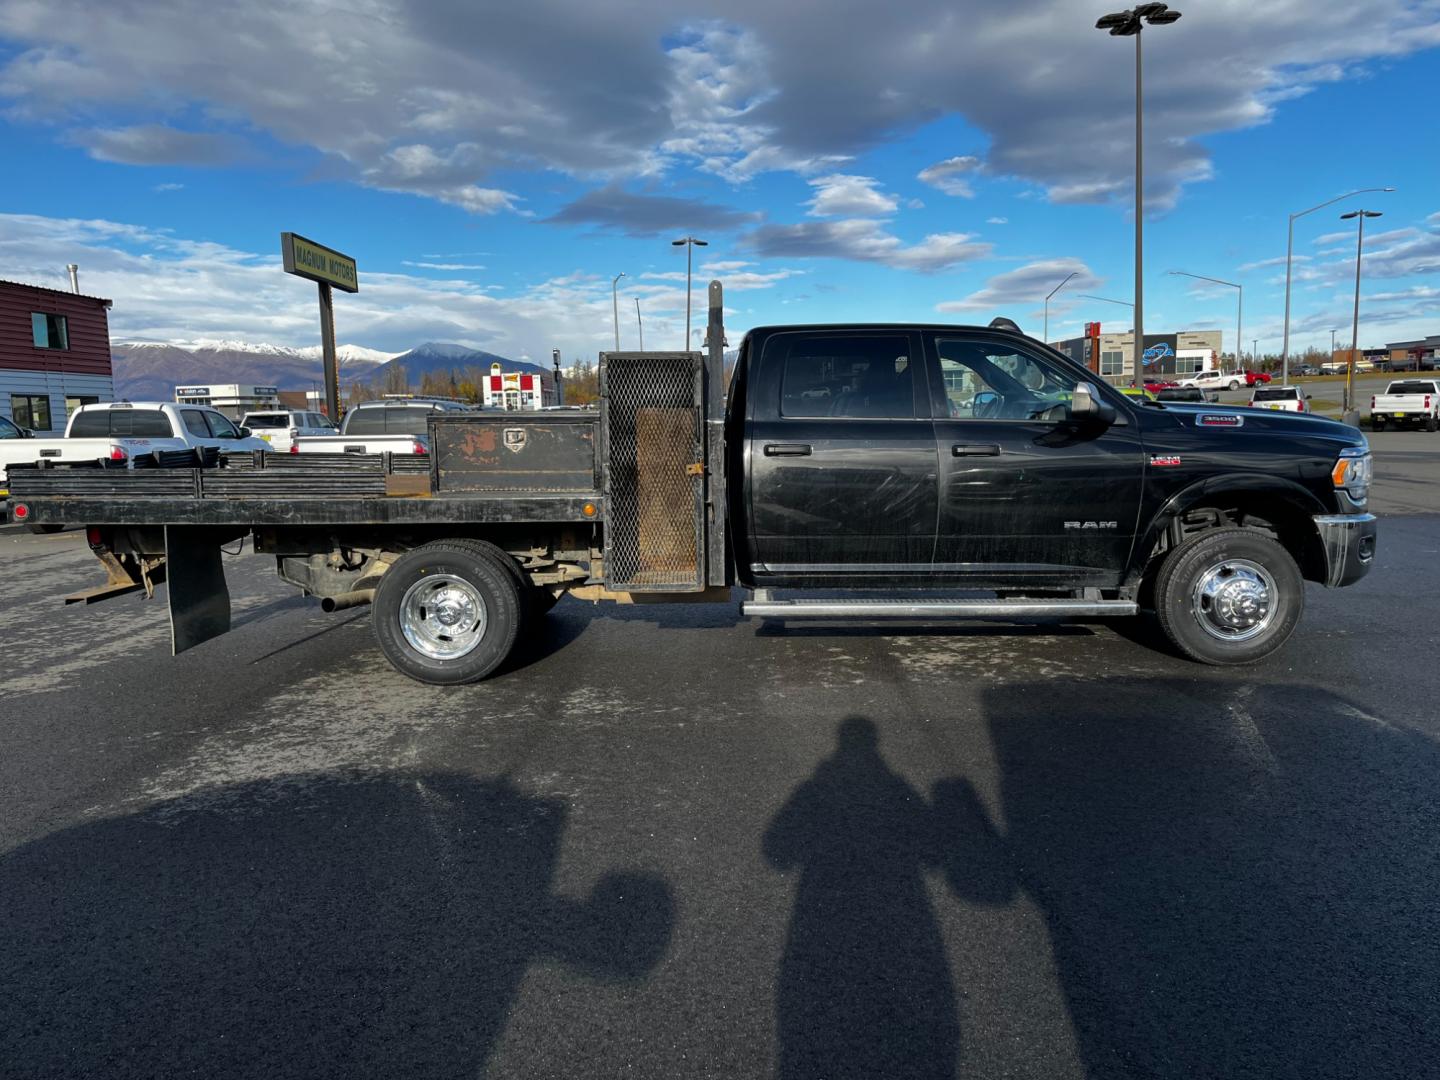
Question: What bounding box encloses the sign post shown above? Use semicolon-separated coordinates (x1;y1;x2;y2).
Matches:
280;232;358;421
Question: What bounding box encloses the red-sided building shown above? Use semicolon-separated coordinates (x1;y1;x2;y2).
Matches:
0;280;115;433
480;362;556;410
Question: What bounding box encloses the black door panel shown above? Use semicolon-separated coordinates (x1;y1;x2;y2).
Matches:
925;332;1145;584
748;330;938;581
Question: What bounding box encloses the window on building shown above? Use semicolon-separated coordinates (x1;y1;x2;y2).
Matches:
31;313;69;350
65;395;100;418
11;394;52;432
1100;350;1127;376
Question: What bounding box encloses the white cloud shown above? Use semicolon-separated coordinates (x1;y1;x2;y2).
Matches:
0;213;800;357
746;219;992;272
917;156;981;198
2;2;1436;215
1238;254;1309;271
805;174;897;217
986;216;1008;225
401;261;487;271
936;258;1101;312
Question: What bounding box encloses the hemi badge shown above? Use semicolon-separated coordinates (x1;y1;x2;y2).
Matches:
1150;455;1182;467
1197;413;1244;428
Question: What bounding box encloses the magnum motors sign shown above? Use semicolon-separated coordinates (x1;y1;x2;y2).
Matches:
280;232;358;293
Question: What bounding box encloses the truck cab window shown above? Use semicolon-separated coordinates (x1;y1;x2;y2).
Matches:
779;335;916;419
935;338;1075;422
181;411;211;437
204;412;241;438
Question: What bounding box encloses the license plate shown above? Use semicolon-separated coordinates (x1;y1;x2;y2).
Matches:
259;434;273;442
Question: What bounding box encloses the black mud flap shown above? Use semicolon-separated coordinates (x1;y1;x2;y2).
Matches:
165;525;235;656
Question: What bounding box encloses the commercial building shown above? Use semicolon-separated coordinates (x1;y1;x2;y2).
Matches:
1383;334;1440;370
174;384;281;420
481;363;557;410
0;278;115;434
1050;325;1224;385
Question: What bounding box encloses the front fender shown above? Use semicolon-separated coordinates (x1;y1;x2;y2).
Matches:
1127;473;1330;586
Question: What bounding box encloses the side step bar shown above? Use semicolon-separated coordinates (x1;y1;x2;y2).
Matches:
742;597;1136;619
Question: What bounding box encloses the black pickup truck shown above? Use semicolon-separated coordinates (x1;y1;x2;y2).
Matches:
6;283;1376;683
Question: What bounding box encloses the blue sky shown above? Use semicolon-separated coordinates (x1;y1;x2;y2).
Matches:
2;1;1438;364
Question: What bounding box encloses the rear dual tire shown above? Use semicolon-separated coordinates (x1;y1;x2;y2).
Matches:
1153;527;1303;665
372;540;525;685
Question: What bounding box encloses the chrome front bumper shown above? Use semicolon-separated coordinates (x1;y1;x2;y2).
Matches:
1313;513;1378;588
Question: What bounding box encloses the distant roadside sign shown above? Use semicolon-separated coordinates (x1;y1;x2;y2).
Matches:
280;232;358;293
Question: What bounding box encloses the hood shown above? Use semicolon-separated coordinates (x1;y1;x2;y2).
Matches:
1142;401;1368;449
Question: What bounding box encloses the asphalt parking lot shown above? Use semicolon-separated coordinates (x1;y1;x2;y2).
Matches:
2;434;1437;1079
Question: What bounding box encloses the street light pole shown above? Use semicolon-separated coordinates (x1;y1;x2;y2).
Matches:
1169;270;1240;373
611;272;625;351
635;297;644;351
671;236;708;349
1341;209;1383;423
1044;271;1080;344
1253;339;1259;370
1097;4;1181;387
1280;187;1394;384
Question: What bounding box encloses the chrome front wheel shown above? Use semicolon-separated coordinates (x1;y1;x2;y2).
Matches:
1191;559;1276;643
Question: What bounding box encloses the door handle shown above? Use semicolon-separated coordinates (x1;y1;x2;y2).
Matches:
952;443;1001;457
764;443;812;456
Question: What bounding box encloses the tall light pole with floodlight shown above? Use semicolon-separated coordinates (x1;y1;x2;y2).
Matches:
635;297;644;351
1044;271;1080;344
672;236;708;349
1169;270;1241;373
1341;208;1382;422
1280;187;1393;384
611;272;625;351
1096;3;1182;386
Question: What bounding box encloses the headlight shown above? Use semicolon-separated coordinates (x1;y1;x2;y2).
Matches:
1331;447;1371;504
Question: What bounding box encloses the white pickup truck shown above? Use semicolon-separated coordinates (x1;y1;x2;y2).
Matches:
1370;379;1439;432
291;400;468;455
0;401;269;506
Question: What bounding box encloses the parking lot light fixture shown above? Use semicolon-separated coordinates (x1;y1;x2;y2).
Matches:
672;237;708;349
1169;270;1241;373
1341;209;1383;420
1280;187;1394;385
1096;3;1182;386
1044;271;1080;344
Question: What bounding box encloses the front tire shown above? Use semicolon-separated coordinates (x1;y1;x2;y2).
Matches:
372;540;523;685
1154;527;1303;665
1228;379;1241;391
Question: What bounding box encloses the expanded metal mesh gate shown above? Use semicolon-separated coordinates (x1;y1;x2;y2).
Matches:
602;352;705;591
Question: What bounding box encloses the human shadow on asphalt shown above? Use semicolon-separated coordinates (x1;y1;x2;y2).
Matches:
0;770;674;1079
764;717;1013;1079
983;678;1440;1079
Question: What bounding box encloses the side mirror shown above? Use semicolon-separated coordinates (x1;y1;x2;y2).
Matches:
238;426;252;438
1070;382;1117;426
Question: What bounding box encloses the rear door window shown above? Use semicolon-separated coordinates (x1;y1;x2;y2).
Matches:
69;410;111;437
385;408;432;435
777;334;917;419
180;410;211;437
343;409;386;435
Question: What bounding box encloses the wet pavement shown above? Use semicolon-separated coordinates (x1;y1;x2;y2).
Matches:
1;436;1436;1079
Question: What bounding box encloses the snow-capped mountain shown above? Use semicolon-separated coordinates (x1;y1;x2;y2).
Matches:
110;338;521;402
